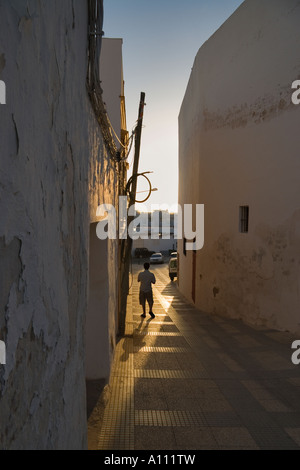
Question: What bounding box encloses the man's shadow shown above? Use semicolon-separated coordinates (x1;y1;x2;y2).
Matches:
119;316;154;362
133;317;153;352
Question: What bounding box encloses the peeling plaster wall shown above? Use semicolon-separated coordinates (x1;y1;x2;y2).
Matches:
178;0;300;333
85;37;122;382
0;1;117;449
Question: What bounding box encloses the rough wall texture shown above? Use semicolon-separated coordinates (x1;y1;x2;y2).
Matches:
178;0;300;333
0;1;117;449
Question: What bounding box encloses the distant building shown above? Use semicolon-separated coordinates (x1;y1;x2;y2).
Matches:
178;0;300;332
132;211;177;255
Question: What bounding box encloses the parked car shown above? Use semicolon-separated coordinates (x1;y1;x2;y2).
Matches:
170;252;177;258
134;247;151;258
169;257;177;281
150;252;164;264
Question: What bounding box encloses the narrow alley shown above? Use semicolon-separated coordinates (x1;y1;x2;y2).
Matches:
88;261;300;451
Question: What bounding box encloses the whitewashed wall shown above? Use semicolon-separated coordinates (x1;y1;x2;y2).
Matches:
178;0;300;332
85;38;123;381
100;38;124;139
0;1;118;449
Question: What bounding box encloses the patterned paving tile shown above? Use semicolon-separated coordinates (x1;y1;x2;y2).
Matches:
92;264;300;450
135;409;207;427
134;369;208;379
133;346;189;353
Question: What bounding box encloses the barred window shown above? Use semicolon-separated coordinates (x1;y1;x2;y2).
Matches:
239;206;249;233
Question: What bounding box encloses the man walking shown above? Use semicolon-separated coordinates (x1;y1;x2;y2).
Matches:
138;262;156;318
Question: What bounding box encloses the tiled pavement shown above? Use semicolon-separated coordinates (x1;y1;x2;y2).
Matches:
88;262;300;450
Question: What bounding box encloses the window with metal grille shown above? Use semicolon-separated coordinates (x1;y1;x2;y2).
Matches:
239;206;249;233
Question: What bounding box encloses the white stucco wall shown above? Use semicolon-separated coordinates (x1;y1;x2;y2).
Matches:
85;37;124;381
86;227;118;380
100;38;124;140
178;0;300;332
0;1;118;449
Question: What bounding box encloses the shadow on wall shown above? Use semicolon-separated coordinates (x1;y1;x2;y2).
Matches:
86;378;107;419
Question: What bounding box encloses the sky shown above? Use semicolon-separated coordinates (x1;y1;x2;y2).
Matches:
103;0;245;211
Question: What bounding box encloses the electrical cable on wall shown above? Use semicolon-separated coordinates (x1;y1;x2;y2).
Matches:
104;109;135;159
87;0;119;162
87;1;137;165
